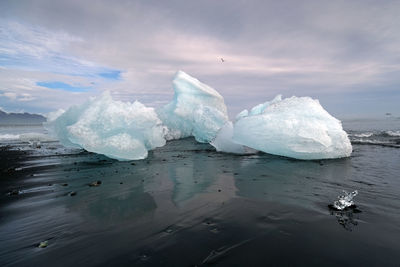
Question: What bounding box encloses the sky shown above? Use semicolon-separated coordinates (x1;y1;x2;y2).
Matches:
0;0;399;118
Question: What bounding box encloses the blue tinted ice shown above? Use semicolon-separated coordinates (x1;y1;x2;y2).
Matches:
46;92;166;160
47;71;352;161
157;71;229;143
210;121;257;154
232;96;352;160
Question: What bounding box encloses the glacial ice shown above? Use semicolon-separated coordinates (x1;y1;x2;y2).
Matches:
232;96;352;160
46;92;166;160
210;122;257;154
157;71;229;143
46;71;352;161
333;190;358;210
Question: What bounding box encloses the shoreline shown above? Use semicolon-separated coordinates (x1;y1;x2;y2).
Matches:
1;140;400;266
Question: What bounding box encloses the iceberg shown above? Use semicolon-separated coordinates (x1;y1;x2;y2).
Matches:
232;96;352;160
46;92;166;160
157;71;229;143
46;71;352;161
210;122;257;155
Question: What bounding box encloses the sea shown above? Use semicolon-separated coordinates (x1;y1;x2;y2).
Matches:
0;117;399;266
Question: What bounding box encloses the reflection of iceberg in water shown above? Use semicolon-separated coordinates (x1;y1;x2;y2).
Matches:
330;207;361;232
67;180;157;225
232;155;352;208
147;139;237;206
168;164;217;205
329;190;361;231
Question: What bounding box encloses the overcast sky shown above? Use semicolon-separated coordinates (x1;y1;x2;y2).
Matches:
1;0;399;118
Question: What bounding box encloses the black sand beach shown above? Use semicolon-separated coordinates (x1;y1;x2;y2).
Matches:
1;137;400;266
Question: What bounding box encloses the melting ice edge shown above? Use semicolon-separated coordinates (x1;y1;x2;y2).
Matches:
46;71;352;161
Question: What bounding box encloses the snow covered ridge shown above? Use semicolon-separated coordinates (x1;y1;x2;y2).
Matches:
46;71;352;160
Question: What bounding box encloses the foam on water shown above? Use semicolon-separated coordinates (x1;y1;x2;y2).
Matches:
347;129;400;148
0;133;56;142
0;134;20;140
386;130;400;137
352;132;374;138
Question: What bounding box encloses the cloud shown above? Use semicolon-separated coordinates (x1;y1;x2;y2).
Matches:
0;0;399;117
2;92;17;100
0;20;121;77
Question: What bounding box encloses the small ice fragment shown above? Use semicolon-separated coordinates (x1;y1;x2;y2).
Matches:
333;190;358;210
38;240;48;248
89;180;102;187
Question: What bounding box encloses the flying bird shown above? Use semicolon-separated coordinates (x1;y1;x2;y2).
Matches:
220;58;225;62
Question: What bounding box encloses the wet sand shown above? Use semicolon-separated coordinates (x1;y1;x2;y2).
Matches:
1;138;400;266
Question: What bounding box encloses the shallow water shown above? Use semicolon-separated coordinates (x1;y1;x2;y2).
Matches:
0;119;400;266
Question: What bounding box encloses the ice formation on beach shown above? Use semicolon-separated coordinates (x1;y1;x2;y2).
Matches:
46;92;166;160
46;71;352;161
333;190;358;210
157;71;229;143
232;95;352;160
210;122;257;154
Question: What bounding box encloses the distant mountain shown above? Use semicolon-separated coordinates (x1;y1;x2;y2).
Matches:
0;110;46;125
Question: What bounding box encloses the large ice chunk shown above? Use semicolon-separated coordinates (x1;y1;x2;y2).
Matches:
232;96;352;160
46;92;166;160
157;71;229;143
211;121;257;154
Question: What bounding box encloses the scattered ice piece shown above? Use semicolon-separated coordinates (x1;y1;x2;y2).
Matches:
157;71;229;143
333;190;358;210
89;180;102;187
46;92;166;160
211;122;257;154
232;95;352;160
38;240;48;248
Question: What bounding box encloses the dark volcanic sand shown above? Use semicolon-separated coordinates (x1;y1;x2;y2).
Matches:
1;138;400;266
